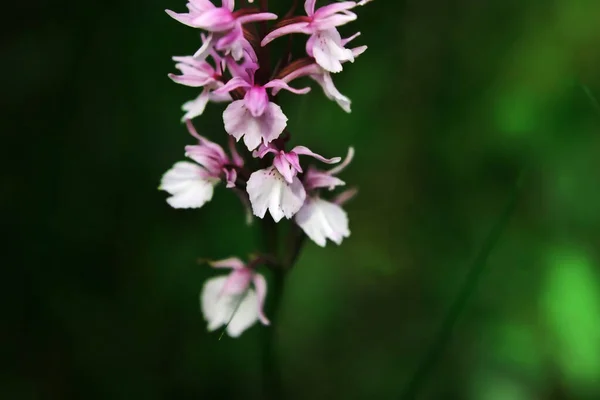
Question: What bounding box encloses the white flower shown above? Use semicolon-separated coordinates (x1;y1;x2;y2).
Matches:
246;167;306;222
200;258;269;338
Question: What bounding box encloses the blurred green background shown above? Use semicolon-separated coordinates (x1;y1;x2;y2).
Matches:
5;0;600;398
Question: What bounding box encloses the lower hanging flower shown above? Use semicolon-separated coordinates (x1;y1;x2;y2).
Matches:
201;257;269;338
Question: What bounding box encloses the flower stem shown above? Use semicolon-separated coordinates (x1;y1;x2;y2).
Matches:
399;171;526;399
260;266;286;399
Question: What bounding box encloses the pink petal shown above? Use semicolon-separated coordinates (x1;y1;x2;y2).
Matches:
165;10;196;28
352;45;367;58
283;152;303;173
224;168;238;188
261;22;312;47
222;268;253;295
210;257;246;269
253;274;270;325
304;0;316;16
313;1;357;19
312;11;357;31
273;154;296;184
274;63;321;95
341;31;361;46
189;0;217;13
264;79;311;95
252;143;278;159
333;187;358;205
215;23;243;52
228;136;244;167
327;146;354;175
236;12;278;25
303;167;345;191
191;8;236;31
193;33;216;59
291;146;341;164
185;120;227;162
213;76;251;95
244;86;269;117
221;0;235;11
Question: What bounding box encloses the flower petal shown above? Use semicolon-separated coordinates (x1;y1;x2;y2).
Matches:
310;72;351;112
246;167;306;222
223;101;287;151
295;197;350;247
310;29;354;73
261;22;312;47
213;76;251;95
253;274;270;325
304;0;316;16
181;89;212;121
237;12;278;25
200;276;229;331
264;79;311;95
226;289;260;337
191;7;236;31
209;257;246;269
291;146;341;164
159;161;215;209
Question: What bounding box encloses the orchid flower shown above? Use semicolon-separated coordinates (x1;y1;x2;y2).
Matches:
201;257;269;337
166;0;277;60
246;144;340;222
214;71;311;151
169;53;232;120
261;0;365;72
159;121;243;208
277;41;367;112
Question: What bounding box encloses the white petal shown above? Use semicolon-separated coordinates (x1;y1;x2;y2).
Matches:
200;276;229;331
159;161;214;209
311;29;354;73
312;73;351;113
295;197;350;247
223;101;287;151
181;89;211;121
226;289;260;337
246;167;306;222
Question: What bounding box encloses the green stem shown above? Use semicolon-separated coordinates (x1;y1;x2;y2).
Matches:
399;171;525;399
261;267;286;399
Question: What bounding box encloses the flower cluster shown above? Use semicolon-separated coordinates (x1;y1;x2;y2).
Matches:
160;0;370;337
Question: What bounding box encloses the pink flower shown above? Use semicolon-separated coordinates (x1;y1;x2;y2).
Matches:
261;0;365;72
246;145;340;222
253;143;340;183
295;147;356;246
169;54;232;120
159;121;243;208
201;257;269;337
166;0;277;60
215;72;311;151
276;38;367;112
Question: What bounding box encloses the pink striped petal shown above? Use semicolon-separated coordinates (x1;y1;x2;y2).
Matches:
261;22;312;46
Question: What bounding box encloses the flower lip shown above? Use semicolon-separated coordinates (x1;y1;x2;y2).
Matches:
244;86;269;117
